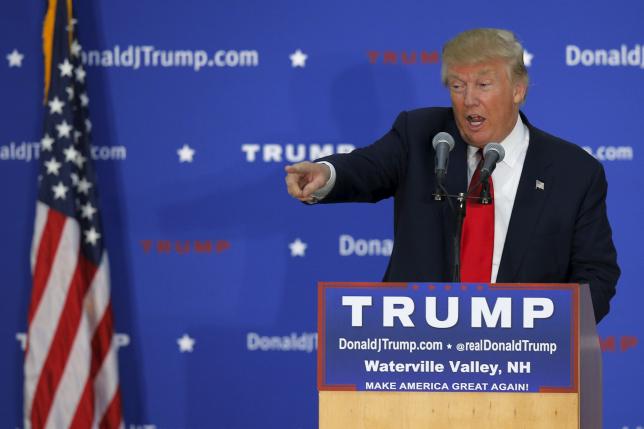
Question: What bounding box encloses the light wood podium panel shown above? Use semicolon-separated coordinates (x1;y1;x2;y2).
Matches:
320;391;579;429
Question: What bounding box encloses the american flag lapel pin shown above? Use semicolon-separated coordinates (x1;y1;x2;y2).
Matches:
535;179;545;191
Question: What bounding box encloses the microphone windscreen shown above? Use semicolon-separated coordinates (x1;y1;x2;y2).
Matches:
483;142;505;162
432;132;455;151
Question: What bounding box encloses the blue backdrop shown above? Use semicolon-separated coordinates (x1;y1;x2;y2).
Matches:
1;1;642;428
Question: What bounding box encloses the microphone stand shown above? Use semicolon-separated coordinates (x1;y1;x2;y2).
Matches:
451;192;466;282
434;177;493;283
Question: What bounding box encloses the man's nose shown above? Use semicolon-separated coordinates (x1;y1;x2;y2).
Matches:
463;87;480;107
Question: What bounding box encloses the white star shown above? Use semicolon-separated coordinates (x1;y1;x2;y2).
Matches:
66;85;74;100
79;92;89;107
41;134;55;151
71;40;82;57
289;238;307;257
6;49;24;67
74;153;87;168
177;144;195;162
48;96;65;115
63;145;79;162
70;172;79;186
446;343;452;350
178;334;195;352
75;65;86;83
523;49;533;67
45;158;62;175
84;227;101;245
77;177;92;195
85;119;92;132
56;120;72;138
289;49;308;68
80;202;97;219
52;181;69;199
58;59;73;77
66;18;78;32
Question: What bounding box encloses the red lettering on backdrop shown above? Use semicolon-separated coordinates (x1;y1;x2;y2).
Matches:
175;240;190;254
140;240;152;253
195;240;213;253
401;51;416;64
216;240;231;253
421;50;439;63
620;336;638;352
383;51;397;64
367;51;379;64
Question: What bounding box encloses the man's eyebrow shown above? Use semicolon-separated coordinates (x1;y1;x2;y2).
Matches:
476;68;496;77
447;68;496;81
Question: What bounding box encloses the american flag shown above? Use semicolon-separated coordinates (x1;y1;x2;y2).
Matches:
24;0;123;427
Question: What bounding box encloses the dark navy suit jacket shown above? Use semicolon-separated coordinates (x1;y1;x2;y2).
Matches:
319;107;619;322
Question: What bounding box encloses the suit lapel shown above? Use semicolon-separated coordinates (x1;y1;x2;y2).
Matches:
496;118;553;282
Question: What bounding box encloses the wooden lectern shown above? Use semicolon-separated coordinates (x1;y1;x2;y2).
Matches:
318;283;601;429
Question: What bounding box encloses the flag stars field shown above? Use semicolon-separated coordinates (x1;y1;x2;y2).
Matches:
45;158;62;175
77;177;92;195
80;92;89;107
75;66;86;83
41;134;55;151
80;202;97;219
84;227;101;245
48;97;65;114
52;182;69;199
71;40;82;57
56;120;72;138
63;145;79;162
58;58;73;77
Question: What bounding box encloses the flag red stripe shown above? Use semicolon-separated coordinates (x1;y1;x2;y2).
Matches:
69;301;116;427
90;301;115;377
99;388;123;429
30;253;98;429
28;209;67;325
68;380;94;429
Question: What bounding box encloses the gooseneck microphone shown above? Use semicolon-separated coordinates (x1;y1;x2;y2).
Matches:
480;143;505;181
432;132;455;201
432;132;455;182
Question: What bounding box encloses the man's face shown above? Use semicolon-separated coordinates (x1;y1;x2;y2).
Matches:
446;59;526;148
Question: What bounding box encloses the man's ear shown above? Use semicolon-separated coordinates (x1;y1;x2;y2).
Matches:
513;81;527;105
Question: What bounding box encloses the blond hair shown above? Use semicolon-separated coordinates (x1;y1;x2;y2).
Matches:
441;28;529;90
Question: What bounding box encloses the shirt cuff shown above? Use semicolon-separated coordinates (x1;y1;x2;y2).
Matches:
310;161;336;202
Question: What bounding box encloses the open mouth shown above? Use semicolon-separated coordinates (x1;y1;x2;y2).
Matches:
466;114;486;128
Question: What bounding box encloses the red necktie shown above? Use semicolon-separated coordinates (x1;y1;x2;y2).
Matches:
460;151;494;282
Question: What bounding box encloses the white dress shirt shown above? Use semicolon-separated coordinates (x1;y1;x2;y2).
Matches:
313;115;530;282
468;116;529;282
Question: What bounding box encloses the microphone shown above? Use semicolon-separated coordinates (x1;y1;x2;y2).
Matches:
432;132;455;182
480;143;505;181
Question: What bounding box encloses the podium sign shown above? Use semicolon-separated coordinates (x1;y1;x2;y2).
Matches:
318;282;579;394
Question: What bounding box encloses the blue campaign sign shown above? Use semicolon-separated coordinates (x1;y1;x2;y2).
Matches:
318;282;578;393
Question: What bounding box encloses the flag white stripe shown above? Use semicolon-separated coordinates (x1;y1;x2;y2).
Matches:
30;202;49;273
92;255;121;425
45;253;111;429
24;216;80;421
93;337;120;427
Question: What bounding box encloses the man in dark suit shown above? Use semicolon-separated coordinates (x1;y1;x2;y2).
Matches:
284;28;619;322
